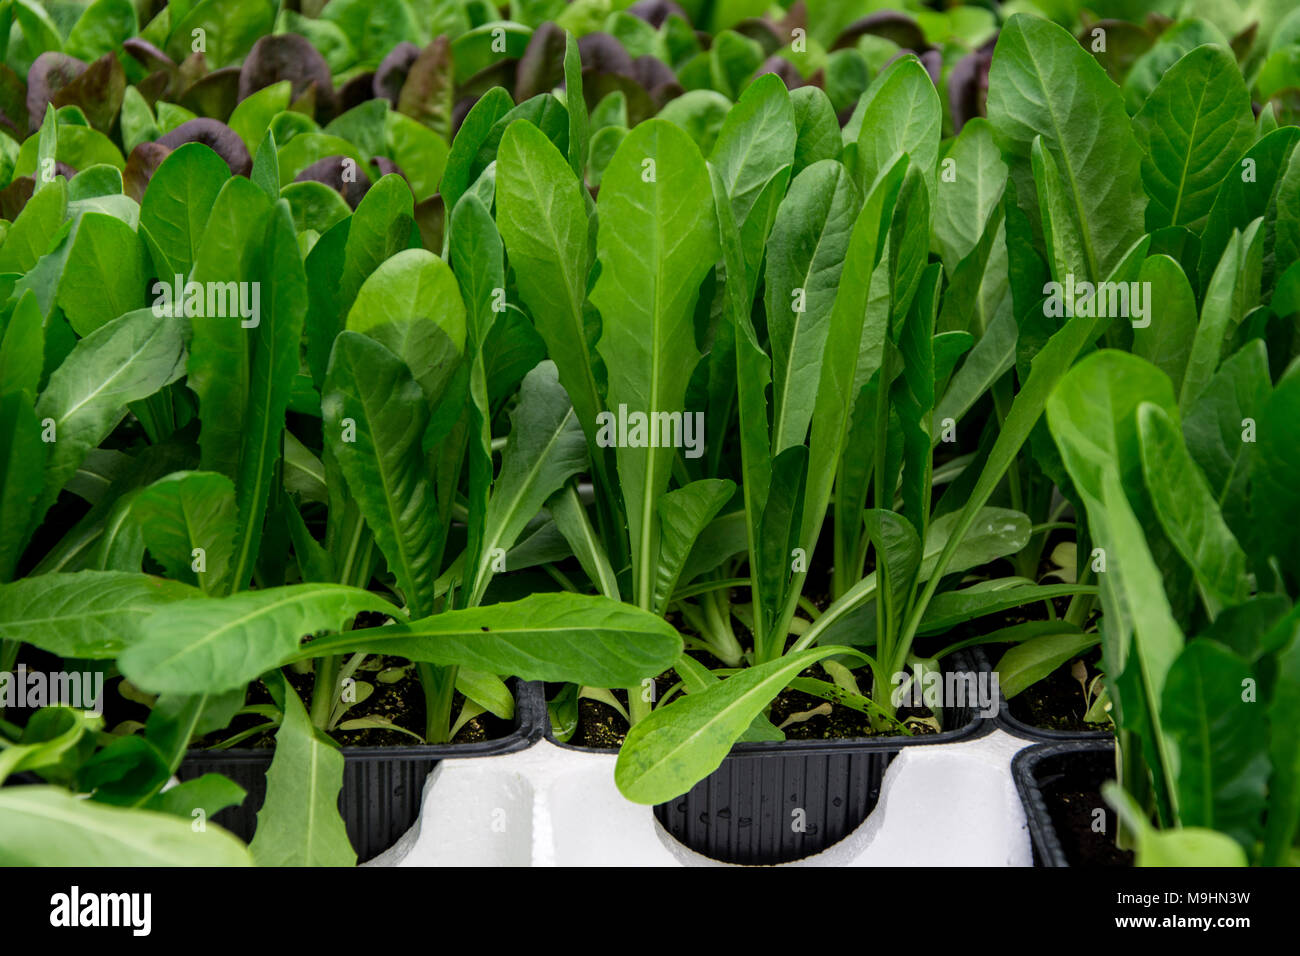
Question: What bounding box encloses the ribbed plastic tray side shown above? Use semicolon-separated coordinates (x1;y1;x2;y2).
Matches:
1011;738;1117;867
179;680;547;863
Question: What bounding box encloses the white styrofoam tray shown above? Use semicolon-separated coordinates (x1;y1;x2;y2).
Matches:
366;728;1039;867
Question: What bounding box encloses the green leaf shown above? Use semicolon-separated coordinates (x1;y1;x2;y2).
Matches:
563;30;587;179
228;81;291;154
250;673;355;866
17;122;124;178
185;177;273;470
901;245;1151;661
55;212;147;336
250;128;279;200
756;446;807;637
282;182;352;236
146;774;246;821
894;262;941;532
801;155;906;556
706;30;762;101
0;786;252;866
145;688;245;772
299;592;683;687
549;483;619;598
765;159;861;456
885;165;931;335
1196;126;1299;296
655;479;735;615
323;331;439;617
450;20;531;82
1131;254;1196;396
591;119;718;609
1275;148;1300;281
11;2;62;69
118;583;396;696
1137;403;1248;617
0;176;67;274
448;193;502;586
1134;44;1254;232
1181;219;1263;409
1046;350;1178;510
933;118;1008;276
1104;782;1247;866
0;390;44;581
139;143;232;279
1031;135;1089;284
862;509;922;632
850;55;940;201
468;361;588;605
344;247;466;404
495;120;603;442
1253;365;1300;587
708;72;796;230
1182;339;1270;543
0;707;93;783
385;110;449;201
68;164;124;202
710;159;773;642
918;582;1097;635
1162;639;1267;847
1263;623;1300;864
615;646;858;804
1120;17;1230;114
658;90;731;159
789;85;840;176
1048;351;1186;820
987;13;1146;283
35;105;58;188
441;87;513;227
185;191;306;592
166;0;273;68
130;471;238;594
338;173;417;308
456;668;515;720
32;307;186;526
994;628;1096;699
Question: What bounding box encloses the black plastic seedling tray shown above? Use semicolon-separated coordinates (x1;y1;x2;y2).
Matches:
548;650;993;866
974;646;1113;743
179;680;547;863
1012;738;1119;867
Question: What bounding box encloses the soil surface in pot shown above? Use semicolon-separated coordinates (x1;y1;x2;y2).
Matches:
554;661;944;749
994;644;1109;733
97;659;512;751
192;657;514;748
1039;753;1133;866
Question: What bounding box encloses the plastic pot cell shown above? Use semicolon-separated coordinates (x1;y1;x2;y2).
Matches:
179;680;547;863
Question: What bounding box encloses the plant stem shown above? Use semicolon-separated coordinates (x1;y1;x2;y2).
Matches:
309;655;339;731
701;590;744;667
420;663;457;744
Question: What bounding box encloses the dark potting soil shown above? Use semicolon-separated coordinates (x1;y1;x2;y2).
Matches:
989;642;1108;733
97;658;512;751
24;605;512;751
561;662;941;749
1039;752;1133;866
191;657;514;749
1009;646;1107;732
